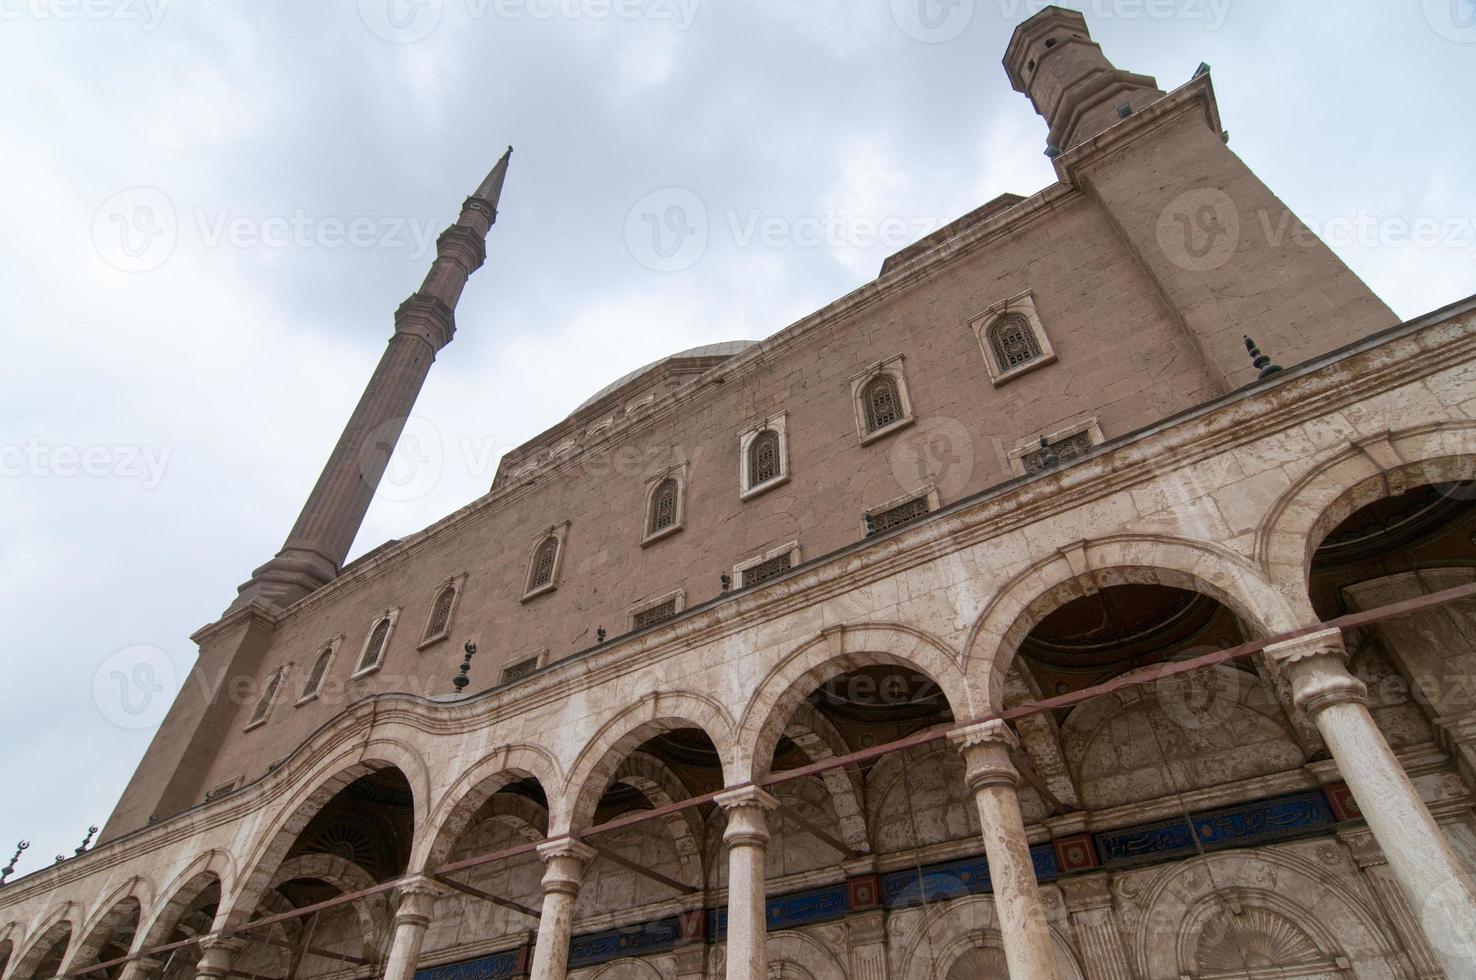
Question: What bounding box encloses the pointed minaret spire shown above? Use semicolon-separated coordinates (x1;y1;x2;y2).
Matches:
231;148;514;612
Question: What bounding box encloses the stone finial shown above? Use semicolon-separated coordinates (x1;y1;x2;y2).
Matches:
453;641;476;693
75;825;98;856
721;573;732;593
0;839;28;884
596;626;607;643
863;512;877;536
1244;335;1283;380
1038;436;1059;468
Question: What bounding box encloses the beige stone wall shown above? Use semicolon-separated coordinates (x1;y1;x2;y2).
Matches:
3;298;1472;980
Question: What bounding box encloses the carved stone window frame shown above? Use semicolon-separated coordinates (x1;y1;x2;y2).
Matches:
296;634;344;706
501;647;548;686
641;462;689;547
627;588;687;632
739;412;790;500
969;290;1057;386
521;522;570;602
1007;417;1104;476
352;606;401;678
849;355;916;444
734;540;801;589
861;483;940;537
419;572;468;649
244;663;291;732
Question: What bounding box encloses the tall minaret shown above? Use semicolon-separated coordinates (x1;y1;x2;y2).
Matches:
231;147;513;611
1003;7;1164;153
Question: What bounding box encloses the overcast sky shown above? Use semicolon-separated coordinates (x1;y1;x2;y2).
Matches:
1;0;1473;879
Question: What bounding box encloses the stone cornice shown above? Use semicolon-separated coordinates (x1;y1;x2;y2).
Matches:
1054;73;1223;183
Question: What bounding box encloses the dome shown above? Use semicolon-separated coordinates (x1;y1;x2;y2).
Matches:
575;340;758;412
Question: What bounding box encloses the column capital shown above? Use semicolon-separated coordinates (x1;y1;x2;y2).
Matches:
193;935;247;980
393;874;447;924
1058;871;1114;913
1266;628;1367;717
717;786;778;848
1337;827;1388;870
536;837;597;898
949;720;1021;791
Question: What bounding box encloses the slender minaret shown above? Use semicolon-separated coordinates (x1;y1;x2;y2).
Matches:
231;147;513;611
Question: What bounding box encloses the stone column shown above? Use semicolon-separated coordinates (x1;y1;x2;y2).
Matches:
1058;873;1132;980
717;786;778;980
528;839;597;980
948;721;1062;980
1339;828;1444;979
192;937;245;980
1268;628;1476;973
845;908;890;980
118;956;164;980
383;876;444;980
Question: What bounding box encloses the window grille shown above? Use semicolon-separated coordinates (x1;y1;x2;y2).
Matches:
990;314;1043;369
862;375;903;432
529;538;559;591
869;496;931;535
649;479;679;534
502;657;540;684
748;430;782;487
248;668;284;727
300;647;333;700
743;552;792;587
425;586;456;640
359;617;391;672
1023;430;1095;472
633;598;679;630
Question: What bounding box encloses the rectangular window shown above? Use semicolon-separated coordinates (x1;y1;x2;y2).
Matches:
633;598;679;630
246;668;284;729
868;496;931;535
743;552;792;587
503;657;540;684
1024;430;1095;472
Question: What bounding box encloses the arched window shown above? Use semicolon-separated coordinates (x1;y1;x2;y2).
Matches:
528;537;560;592
424;585;456;641
748;429;781;487
648;478;679;535
989;314;1043;370
861;375;902;433
358;616;392;672
299;646;333;701
247;667;284;728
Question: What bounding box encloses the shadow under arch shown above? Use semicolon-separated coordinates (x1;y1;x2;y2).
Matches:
1256;422;1476;601
561;690;736;837
134;850;234;955
220;737;427;933
415;742;563;870
737;622;974;784
962;535;1294;713
64;878;150;979
9;904;78;980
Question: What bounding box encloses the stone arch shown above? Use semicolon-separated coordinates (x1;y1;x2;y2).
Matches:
222;740;427;932
584;958;663;980
563;690;736;835
766;930;848;980
135;850;234;951
738;623;974;783
782;703;870;853
476;795;549;843
610;751;704;887
0;934;14;980
895;895;1084;980
9;905;77;980
963;535;1295;712
63;878;149;975
864;734;983;854
265;853;383;950
1135;849;1402;978
1055;664;1303;809
416;743;562;869
1256;421;1476;606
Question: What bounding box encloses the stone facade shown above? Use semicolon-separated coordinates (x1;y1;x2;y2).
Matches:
4;7;1475;980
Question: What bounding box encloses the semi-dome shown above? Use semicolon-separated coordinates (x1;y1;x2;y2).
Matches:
575;340;758;412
